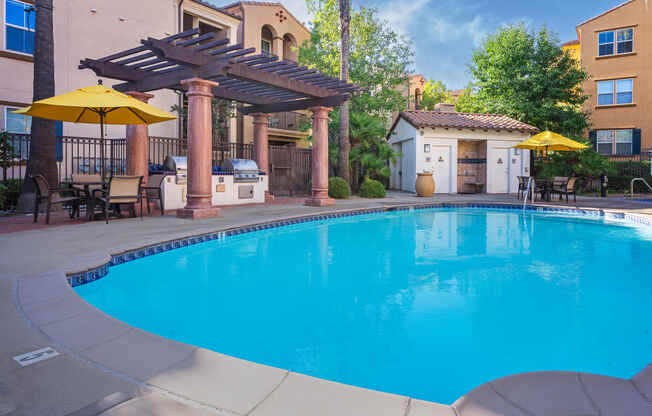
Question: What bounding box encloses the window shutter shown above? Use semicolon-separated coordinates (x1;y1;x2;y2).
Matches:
55;121;63;162
632;129;641;155
588;130;597;151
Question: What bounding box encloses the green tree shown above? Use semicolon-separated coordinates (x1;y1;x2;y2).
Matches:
454;84;485;113
348;112;398;186
338;0;351;183
420;80;453;110
299;0;412;187
299;0;413;119
468;24;590;137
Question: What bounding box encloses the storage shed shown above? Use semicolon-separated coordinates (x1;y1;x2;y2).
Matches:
388;105;538;194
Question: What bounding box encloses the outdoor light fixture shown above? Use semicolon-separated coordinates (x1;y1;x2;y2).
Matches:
119;16;127;22
90;8;97;13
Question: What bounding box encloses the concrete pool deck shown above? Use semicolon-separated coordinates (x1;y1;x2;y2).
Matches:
1;192;651;415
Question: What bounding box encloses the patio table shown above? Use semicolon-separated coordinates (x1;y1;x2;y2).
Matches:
533;179;554;202
70;181;106;221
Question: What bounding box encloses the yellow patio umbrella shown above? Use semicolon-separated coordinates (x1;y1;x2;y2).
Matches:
513;130;588;153
13;81;176;179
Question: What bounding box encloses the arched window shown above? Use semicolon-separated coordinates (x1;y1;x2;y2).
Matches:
261;25;276;55
414;88;422;110
283;33;297;62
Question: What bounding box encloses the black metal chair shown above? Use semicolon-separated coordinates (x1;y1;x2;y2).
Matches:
32;174;82;224
93;176;144;223
142;174;165;216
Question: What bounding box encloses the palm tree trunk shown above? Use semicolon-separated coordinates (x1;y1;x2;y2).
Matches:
17;0;57;212
337;0;351;184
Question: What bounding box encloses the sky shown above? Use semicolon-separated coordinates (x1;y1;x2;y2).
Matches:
211;0;630;89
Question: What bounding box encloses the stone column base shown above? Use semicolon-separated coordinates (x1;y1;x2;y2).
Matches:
176;207;222;219
304;197;335;207
265;191;275;202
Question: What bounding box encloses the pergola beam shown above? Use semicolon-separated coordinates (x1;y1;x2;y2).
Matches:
239;95;350;115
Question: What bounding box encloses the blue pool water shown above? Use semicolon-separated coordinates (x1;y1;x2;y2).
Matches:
76;209;652;404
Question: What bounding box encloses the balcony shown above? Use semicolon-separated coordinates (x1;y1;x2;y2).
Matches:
268;112;308;132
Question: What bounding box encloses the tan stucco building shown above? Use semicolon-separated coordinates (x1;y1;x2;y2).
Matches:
1;0;309;146
568;0;650;157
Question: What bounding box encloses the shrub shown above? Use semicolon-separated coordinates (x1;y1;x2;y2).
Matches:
1;179;20;210
359;178;386;198
328;177;350;199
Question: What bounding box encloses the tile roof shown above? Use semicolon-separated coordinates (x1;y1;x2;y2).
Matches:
218;1;310;33
192;0;242;19
398;110;539;133
562;39;580;47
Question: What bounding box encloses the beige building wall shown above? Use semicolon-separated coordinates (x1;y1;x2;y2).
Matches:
222;2;311;148
577;0;650;153
0;0;240;139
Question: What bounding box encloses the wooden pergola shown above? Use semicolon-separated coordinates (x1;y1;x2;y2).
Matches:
80;28;358;218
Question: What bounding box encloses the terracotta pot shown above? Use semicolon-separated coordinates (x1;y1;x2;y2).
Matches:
415;172;435;197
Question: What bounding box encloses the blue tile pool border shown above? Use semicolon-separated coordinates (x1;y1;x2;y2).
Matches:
65;203;652;287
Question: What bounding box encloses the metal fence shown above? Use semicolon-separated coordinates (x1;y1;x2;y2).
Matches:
2;135;309;195
1;133;126;184
608;150;652;177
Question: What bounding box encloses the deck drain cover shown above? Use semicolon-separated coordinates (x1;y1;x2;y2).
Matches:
13;347;59;367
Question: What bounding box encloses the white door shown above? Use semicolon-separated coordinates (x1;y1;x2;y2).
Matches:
401;140;415;192
424;145;452;193
488;147;509;193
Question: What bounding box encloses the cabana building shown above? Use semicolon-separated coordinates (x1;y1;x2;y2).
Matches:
388;105;538;194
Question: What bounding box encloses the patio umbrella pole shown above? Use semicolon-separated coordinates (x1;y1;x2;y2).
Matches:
100;110;105;181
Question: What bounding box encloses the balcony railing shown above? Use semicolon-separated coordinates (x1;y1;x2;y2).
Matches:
267;111;308;132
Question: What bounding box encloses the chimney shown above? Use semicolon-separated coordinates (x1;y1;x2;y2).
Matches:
434;103;455;112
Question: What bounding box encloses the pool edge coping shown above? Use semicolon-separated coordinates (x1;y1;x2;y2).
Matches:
14;201;652;415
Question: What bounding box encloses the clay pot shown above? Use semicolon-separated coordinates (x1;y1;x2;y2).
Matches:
416;172;435;197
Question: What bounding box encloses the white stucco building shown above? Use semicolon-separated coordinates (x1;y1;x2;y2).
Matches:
388;105;538;194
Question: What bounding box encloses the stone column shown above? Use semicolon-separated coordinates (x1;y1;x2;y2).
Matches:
305;106;334;206
251;112;274;202
251;113;269;173
176;77;222;219
125;91;153;185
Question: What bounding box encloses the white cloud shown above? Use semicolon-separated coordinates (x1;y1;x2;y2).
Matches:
429;15;488;48
378;0;430;37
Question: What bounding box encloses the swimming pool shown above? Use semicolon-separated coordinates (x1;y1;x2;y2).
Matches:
75;208;652;404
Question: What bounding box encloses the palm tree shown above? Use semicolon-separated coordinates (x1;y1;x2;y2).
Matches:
18;0;57;211
337;0;351;184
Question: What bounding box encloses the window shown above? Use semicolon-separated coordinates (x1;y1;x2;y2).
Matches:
617;28;633;54
598;28;633;56
5;0;35;54
615;78;633;104
615;129;633;155
261;39;271;54
596;130;613;155
597;78;633;106
597;80;614;105
598;31;614;56
595;129;633;155
5;107;31;133
4;107;31;158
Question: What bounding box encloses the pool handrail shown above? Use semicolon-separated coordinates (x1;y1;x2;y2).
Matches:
630;177;652;199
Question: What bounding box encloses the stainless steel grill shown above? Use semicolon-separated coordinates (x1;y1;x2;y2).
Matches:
222;158;259;183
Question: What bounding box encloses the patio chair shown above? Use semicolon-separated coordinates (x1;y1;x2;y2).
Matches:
553;177;577;203
93;176;143;224
32;174;82;224
142;174;165;216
